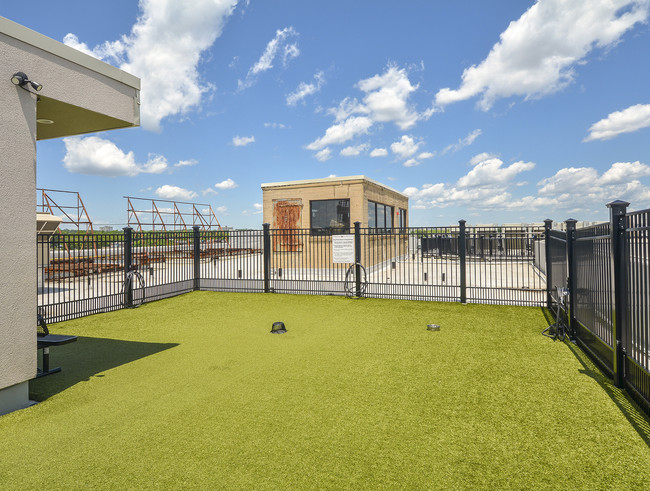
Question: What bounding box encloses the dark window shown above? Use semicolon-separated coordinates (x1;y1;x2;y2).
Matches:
310;199;350;235
368;200;394;233
367;202;376;228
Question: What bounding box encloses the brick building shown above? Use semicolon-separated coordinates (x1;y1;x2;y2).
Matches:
261;176;409;268
261;175;408;233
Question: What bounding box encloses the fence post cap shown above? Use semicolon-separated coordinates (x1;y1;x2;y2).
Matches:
458;219;466;225
606;200;630;209
122;226;132;232
565;218;578;224
543;218;553;225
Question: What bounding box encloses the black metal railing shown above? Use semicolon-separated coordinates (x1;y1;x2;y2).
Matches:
200;229;265;293
572;222;614;372
464;225;545;306
36;203;649;415
37;230;127;323
37;223;547;322
624;207;650;411
545;201;650;415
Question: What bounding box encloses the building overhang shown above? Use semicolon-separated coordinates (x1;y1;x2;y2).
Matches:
1;16;141;140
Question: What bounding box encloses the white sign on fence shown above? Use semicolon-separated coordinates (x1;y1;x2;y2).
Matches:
332;234;355;264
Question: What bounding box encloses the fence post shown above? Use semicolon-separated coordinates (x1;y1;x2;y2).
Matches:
354;222;362;297
565;219;577;339
263;223;271;293
123;226;133;308
459;219;467;303
544;219;553;310
193;226;201;291
607;200;629;388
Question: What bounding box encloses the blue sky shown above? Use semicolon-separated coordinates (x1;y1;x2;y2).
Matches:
4;0;650;227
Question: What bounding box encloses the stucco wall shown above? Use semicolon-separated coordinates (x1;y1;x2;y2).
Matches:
0;48;37;392
0;23;139;413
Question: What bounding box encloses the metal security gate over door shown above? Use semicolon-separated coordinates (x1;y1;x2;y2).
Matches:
272;199;303;252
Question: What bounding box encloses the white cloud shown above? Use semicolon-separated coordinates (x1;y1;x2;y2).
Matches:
390;135;421;159
417;152;435;160
538;167;600;195
327;97;369;123
214;178;238;189
457;159;535;188
584;103;650;141
65;0;239;131
403;157;536;210
286;71;325;106
340;143;369;157
283;44;299;64
232;135;255;147
469;152;498;166
435;0;648;110
215;205;228;215
264;122;286;129
403;158;420;167
370;148;388;158
600;161;650;184
306;116;373;150
405;158;650;213
441;129;482;155
307;64;427;154
501;196;560;211
426;160;650;213
538;162;650;201
315;148;332;162
238;26;299;89
357;65;420;130
141;155;169;174
202;188;219;196
63;136;168;176
253;203;263;215
174;159;198;167
155;185;198;201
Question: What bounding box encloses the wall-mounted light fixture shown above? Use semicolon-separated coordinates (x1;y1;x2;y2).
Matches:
11;72;43;92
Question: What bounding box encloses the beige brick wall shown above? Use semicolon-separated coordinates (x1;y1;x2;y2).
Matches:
262;177;408;229
262;177;408;268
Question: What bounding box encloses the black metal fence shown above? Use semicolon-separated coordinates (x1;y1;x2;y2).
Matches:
36;204;649;414
37;222;546;324
545;201;650;414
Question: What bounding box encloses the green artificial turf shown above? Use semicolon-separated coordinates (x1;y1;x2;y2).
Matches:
1;291;649;489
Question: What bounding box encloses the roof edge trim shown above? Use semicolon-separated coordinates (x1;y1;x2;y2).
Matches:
261;175;407;199
0;16;140;89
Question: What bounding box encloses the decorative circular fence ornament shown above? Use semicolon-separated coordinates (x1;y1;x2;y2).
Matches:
427;324;441;331
271;321;287;334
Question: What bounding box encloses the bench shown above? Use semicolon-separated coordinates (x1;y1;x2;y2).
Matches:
36;314;78;378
